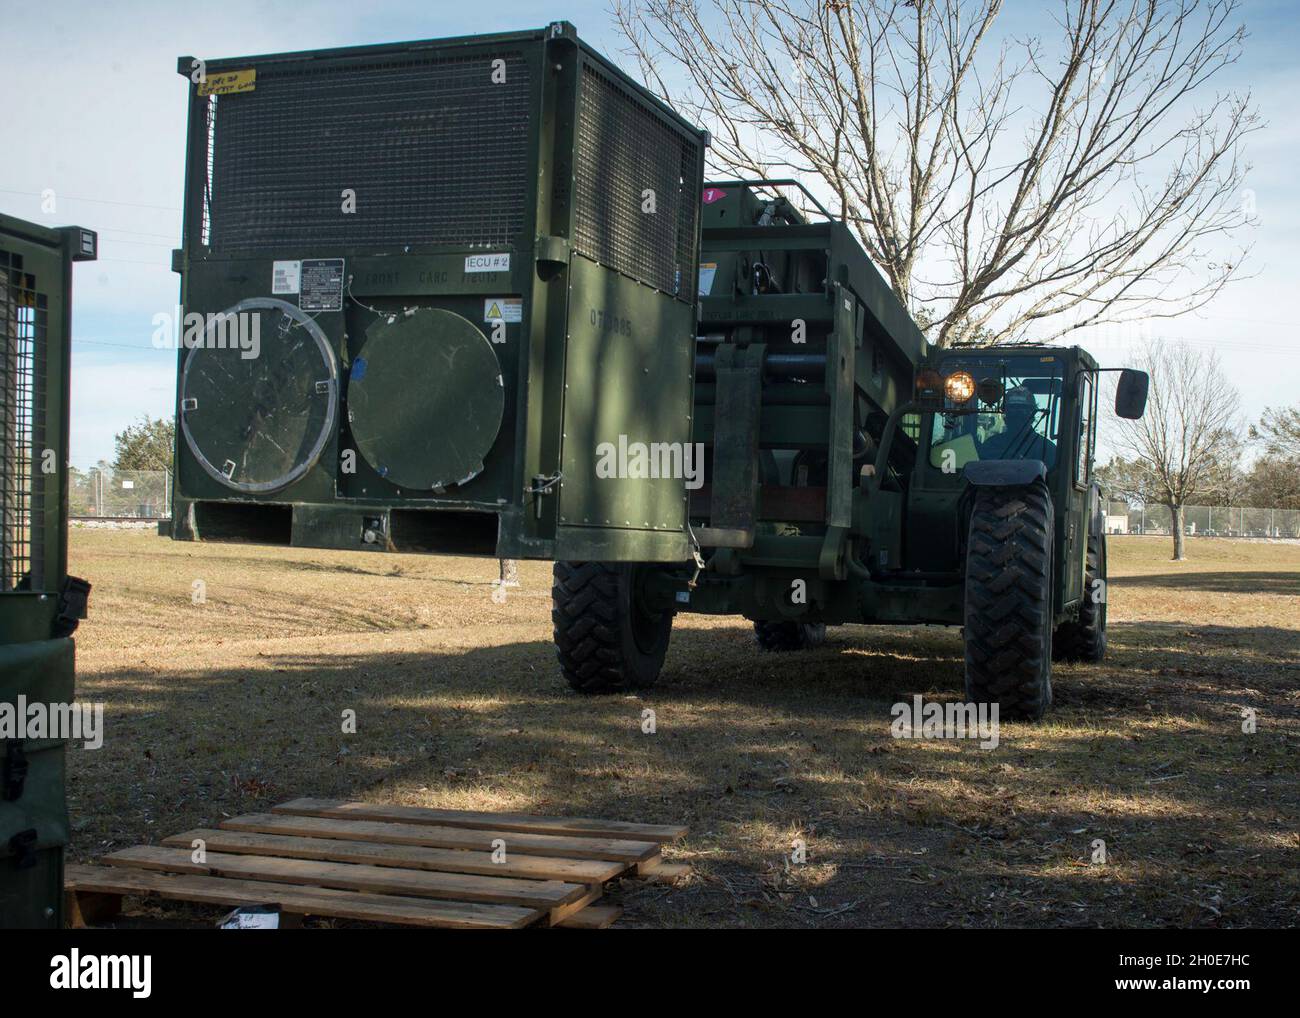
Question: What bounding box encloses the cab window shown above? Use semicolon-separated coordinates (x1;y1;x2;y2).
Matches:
1076;372;1094;484
928;356;1062;472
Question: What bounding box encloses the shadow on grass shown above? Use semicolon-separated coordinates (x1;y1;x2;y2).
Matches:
1112;570;1300;594
68;617;1299;928
1099;619;1300;707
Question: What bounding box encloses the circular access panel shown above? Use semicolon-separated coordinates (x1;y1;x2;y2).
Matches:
347;308;504;490
180;298;339;493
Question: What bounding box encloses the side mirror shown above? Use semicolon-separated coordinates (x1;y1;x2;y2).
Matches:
1115;368;1149;419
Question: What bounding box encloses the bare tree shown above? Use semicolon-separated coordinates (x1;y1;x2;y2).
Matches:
1110;341;1240;559
1241;453;1300;511
1243;404;1300;511
613;0;1258;346
1250;405;1300;456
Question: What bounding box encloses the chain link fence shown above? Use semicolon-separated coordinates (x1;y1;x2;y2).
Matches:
61;470;1300;535
1106;501;1300;539
70;468;171;519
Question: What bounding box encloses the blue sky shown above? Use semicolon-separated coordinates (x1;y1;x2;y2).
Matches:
2;0;1296;467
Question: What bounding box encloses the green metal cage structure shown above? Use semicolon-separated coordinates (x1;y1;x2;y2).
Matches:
0;212;95;928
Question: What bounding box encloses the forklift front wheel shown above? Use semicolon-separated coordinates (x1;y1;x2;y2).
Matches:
963;482;1055;721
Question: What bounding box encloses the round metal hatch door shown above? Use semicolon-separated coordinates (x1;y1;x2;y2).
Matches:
347;308;504;491
180;298;339;493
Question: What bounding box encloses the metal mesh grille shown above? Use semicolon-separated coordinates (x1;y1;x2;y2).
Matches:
573;62;700;300
0;248;46;592
204;52;533;254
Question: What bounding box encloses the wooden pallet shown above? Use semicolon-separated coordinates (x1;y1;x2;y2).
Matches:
65;798;688;930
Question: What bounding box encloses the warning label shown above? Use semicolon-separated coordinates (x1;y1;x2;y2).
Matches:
272;260;301;295
300;258;345;311
698;262;717;296
484;297;523;323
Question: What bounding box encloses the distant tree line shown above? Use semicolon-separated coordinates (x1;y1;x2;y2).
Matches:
1099;343;1299;559
1101;405;1300;511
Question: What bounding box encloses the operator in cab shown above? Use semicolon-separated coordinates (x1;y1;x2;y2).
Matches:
978;385;1057;467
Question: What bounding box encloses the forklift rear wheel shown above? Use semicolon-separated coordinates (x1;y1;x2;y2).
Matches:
1054;531;1107;662
963;483;1054;721
753;620;826;651
552;562;673;693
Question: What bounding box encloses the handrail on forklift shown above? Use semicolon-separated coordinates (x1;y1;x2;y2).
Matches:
707;178;836;222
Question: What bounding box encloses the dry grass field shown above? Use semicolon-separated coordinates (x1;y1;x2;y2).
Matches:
66;528;1299;928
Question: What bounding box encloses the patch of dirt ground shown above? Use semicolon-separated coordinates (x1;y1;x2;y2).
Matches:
65;531;1299;927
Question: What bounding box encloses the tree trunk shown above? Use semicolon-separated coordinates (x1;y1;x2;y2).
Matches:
1171;503;1186;561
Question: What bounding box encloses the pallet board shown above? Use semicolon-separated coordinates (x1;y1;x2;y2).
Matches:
222;811;660;864
103;846;594;921
273;797;689;843
162;828;627;884
65;864;537;928
65;799;689;929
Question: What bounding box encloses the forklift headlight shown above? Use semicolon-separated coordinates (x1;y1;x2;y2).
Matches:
944;371;976;404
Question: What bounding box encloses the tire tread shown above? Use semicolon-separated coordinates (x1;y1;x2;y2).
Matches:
964;484;1054;720
552;561;668;693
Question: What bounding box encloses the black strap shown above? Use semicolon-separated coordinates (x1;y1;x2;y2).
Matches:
8;829;38;869
2;739;28;801
53;574;91;638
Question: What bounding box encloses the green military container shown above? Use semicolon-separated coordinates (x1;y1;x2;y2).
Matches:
170;23;707;563
0;213;95;928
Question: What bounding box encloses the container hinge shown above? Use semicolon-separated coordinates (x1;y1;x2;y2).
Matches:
3;740;28;802
8;829;38;869
527;472;563;519
53;575;92;639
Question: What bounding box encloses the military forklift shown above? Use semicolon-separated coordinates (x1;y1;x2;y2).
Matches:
551;182;1148;720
